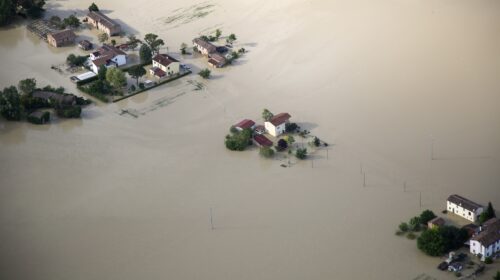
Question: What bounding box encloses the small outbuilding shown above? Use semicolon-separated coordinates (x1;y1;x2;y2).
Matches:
47;29;76;47
234;119;256;131
428;217;445;229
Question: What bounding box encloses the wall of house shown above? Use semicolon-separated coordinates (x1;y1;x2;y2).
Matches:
446;201;483;222
111;55;127;66
153;61;180;75
265;122;278;137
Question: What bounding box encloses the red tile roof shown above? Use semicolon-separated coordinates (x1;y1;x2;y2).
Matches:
151;67;166;77
254;134;273;147
235;119;255;129
153;54;179;67
269;112;291;126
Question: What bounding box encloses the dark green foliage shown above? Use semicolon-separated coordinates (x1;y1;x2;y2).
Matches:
399;222;409;232
0;86;22;120
0;0;16;26
88;2;99;12
238;48;246;53
295;148;307;159
21;95;48;110
62;15;80;28
98;65;107;80
417;226;468;256
198;68;211;79
285;122;298;132
215;29;221;39
313;137;321;147
18;78;36;95
27;111;49;124
484;257;493;264
259;147;275;158
144;33;164;54
276;139;288;151
139;44;152;64
126;35;139;50
139;82;145;89
225;128;252;151
127;65;146;86
200;35;209;41
420;210;437;225
56;105;81;118
262;109;273;121
409;216;422;231
66;54;87;66
493;271;500;280
480;202;496;224
407;232;417;240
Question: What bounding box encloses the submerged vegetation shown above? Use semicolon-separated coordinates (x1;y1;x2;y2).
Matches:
0;0;46;26
0;78;90;124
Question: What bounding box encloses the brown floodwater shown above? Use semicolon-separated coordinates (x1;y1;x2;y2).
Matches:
1;0;500;279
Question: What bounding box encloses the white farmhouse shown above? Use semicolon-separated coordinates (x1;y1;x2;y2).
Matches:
150;54;180;78
447;194;484;223
265;113;291;137
89;44;127;73
470;218;500;260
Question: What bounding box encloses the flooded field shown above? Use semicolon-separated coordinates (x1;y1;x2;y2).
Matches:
1;0;500;279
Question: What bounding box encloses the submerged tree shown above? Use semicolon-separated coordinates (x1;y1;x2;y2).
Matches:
88;2;99;12
262;108;273;121
144;33;164;55
127;65;146;86
18;78;37;95
98;32;109;43
0;86;22;120
105;68;126;89
198;68;211;79
139;44;152;64
480;202;496;224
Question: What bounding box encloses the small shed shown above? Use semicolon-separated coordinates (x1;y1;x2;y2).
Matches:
428;217;445;229
79;40;93;50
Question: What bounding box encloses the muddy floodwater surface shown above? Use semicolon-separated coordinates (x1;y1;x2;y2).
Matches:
1;0;500;279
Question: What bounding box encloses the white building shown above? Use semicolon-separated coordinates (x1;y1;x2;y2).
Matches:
447;194;484;223
150;54;180;78
265;112;291;137
470;218;500;260
89;45;127;73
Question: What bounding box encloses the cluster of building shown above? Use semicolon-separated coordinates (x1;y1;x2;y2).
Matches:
439;194;500;261
150;54;180;78
192;38;229;68
89;44;127;73
233;112;292;148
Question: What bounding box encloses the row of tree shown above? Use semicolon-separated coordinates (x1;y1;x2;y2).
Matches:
0;0;46;26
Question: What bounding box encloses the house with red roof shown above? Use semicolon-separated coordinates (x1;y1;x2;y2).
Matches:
150;54;180;78
89;44;127;73
234;119;256;131
264;112;291;137
253;134;273;147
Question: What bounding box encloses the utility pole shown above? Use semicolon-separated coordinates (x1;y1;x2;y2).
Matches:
363;173;366;187
419;192;422;209
404;181;407;192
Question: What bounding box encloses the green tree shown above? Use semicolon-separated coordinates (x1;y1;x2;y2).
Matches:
215;29;221;39
110;39;116;46
0;86;22;120
88;2;99;12
198;68;211;79
399;222;409;232
259;147;275;158
417;228;445;256
227;33;237;44
126;35;139;50
63;15;80;28
295;148;307;159
180;42;188;54
98;65;107;80
409;216;421;231
419;210;437;225
127;65;146;86
144;33;164;55
98;32;108;43
105;68;126;89
480;202;496;224
0;0;16;26
493;271;500;280
225;129;252;151
139;44;152;64
18;78;36;95
285;135;295;146
262;109;273;121
313;137;321;147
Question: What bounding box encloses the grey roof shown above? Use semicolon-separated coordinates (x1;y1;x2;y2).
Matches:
193;38;217;53
87;11;120;29
447;194;483;211
32;91;76;105
472;218;500;247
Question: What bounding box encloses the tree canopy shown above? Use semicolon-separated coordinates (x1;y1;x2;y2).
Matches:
144;33;164;55
0;0;46;25
127;65;146;86
105;68;126;89
419;210;437;225
0;86;22;120
18;78;37;95
88;2;99;12
139;44;152;64
225;129;252;151
417;226;468;256
479;202;496;224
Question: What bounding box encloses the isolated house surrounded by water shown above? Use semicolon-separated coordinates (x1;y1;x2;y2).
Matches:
193;38;217;55
208;53;228;68
470;218;500;260
265;113;291;137
89;44;127;73
234;119;255;131
151;54;180;78
47;29;76;47
86;11;122;36
447;194;484;223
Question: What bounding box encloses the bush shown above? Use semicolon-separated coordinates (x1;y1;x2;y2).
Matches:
285;122;298;133
199;68;211;79
295;148;308;160
139;83;145;89
454;272;461;278
417;226;469;256
409;216;422;231
259;147;275;158
419;210;437;225
56;105;81;118
399;222;409;232
66;54;88;67
225;129;252;151
276;139;288;151
484;257;493;264
313;137;321;147
494;271;500;280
